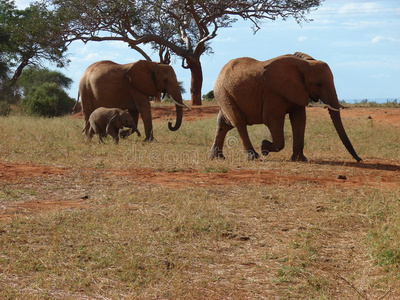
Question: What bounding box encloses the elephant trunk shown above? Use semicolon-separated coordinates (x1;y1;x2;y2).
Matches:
168;104;183;131
329;109;362;162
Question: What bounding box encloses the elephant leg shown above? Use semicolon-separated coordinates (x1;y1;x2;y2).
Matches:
128;109;139;129
261;115;285;156
218;105;258;159
236;123;259;160
107;126;120;144
86;127;95;142
81;96;95;136
98;134;105;144
289;107;308;162
136;102;154;141
210;111;234;159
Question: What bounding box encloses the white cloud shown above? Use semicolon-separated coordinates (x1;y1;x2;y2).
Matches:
298;36;308;42
341;21;383;29
371;73;390;79
108;41;130;49
331;40;365;48
215;37;237;42
338;2;380;15
371;36;400;43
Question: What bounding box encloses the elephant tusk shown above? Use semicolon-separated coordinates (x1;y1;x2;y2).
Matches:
325;104;341;112
172;99;192;110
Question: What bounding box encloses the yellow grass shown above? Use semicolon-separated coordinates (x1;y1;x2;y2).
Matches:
0;105;399;299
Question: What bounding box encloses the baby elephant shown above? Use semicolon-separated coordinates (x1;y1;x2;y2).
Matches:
85;107;141;143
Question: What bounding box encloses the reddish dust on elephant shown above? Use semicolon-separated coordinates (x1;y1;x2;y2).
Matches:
78;60;188;141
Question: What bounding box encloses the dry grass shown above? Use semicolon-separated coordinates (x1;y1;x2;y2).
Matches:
0;104;399;299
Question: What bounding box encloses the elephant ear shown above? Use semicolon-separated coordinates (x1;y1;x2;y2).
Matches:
106;113;119;133
124;60;158;96
263;56;309;107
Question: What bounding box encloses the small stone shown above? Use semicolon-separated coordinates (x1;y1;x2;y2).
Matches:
337;175;347;180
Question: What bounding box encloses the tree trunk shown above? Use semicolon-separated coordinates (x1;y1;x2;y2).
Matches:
11;59;30;85
187;58;203;106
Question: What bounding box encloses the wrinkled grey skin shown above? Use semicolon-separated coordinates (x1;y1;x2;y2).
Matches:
84;107;141;143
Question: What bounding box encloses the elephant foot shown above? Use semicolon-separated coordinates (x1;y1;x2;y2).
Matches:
210;147;226;160
144;136;155;142
290;154;308;162
261;139;278;153
261;148;269;156
246;149;259;160
119;128;132;139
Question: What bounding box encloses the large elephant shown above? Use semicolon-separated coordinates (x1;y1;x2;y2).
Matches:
210;52;362;162
79;60;189;141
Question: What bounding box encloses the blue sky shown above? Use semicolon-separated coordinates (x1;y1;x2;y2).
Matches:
16;0;400;102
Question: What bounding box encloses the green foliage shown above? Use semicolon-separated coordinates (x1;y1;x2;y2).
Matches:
46;0;322;104
0;78;20;104
0;100;11;116
0;0;70;85
18;67;73;96
349;99;399;108
19;82;75;117
202;90;214;101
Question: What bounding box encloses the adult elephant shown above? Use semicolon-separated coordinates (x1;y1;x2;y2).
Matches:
210;52;362;162
79;60;189;141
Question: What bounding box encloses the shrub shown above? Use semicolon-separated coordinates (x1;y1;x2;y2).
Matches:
20;82;75;117
0;101;11;116
202;90;214;101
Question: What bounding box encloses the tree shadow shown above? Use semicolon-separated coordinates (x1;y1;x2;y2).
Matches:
310;159;400;172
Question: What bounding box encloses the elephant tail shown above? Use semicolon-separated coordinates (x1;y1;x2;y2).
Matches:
82;121;90;133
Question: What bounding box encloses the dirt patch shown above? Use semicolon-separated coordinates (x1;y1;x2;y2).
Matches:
0;162;68;181
70;103;400;126
2;105;400;219
152;104;220;121
70;103;220;122
0;199;90;220
107;160;400;190
1;158;399;219
336;106;400;126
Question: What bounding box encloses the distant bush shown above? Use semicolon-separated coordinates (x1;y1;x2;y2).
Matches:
20;82;75;117
202;90;214;101
0;101;11;116
353;98;400;108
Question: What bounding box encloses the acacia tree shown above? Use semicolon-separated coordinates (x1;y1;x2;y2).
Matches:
51;0;322;105
0;0;70;86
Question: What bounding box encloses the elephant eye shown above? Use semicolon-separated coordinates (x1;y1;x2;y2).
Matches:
317;83;323;87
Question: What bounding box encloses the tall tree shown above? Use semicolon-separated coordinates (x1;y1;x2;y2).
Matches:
51;0;322;105
0;0;70;85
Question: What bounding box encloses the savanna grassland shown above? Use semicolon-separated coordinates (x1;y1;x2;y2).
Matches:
0;103;399;299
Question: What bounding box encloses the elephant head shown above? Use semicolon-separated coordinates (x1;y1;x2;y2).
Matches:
264;52;362;162
108;109;136;129
124;60;189;132
106;110;141;140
